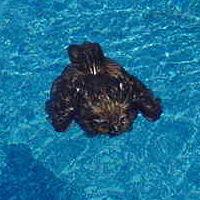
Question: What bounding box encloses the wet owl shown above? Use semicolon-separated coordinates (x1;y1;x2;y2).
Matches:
45;42;162;136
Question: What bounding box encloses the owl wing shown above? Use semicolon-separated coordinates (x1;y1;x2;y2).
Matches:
104;58;162;121
45;68;79;132
129;76;162;121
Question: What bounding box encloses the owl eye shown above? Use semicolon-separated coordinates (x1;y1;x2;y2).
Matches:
93;118;106;124
119;115;127;124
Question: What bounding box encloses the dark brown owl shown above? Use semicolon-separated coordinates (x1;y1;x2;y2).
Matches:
45;42;162;136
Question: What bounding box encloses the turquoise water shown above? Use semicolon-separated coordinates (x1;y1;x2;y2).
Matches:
0;0;200;199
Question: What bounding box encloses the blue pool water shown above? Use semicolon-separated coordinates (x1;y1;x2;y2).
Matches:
0;0;200;199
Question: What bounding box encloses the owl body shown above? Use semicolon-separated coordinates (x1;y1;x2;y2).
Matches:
45;42;162;136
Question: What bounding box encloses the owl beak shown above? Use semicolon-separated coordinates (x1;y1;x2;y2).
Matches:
113;125;119;132
110;125;119;134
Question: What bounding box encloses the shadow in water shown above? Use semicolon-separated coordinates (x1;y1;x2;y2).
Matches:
0;144;86;200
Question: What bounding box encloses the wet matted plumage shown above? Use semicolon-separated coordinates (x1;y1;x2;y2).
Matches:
45;42;162;136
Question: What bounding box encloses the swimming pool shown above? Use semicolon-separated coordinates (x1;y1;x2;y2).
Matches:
0;0;200;199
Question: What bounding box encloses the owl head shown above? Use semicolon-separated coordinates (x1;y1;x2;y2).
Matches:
80;93;138;136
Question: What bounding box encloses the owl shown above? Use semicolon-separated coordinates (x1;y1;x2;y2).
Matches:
45;42;162;136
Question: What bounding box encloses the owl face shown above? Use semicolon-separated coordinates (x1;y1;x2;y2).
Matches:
91;109;137;136
79;96;138;136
